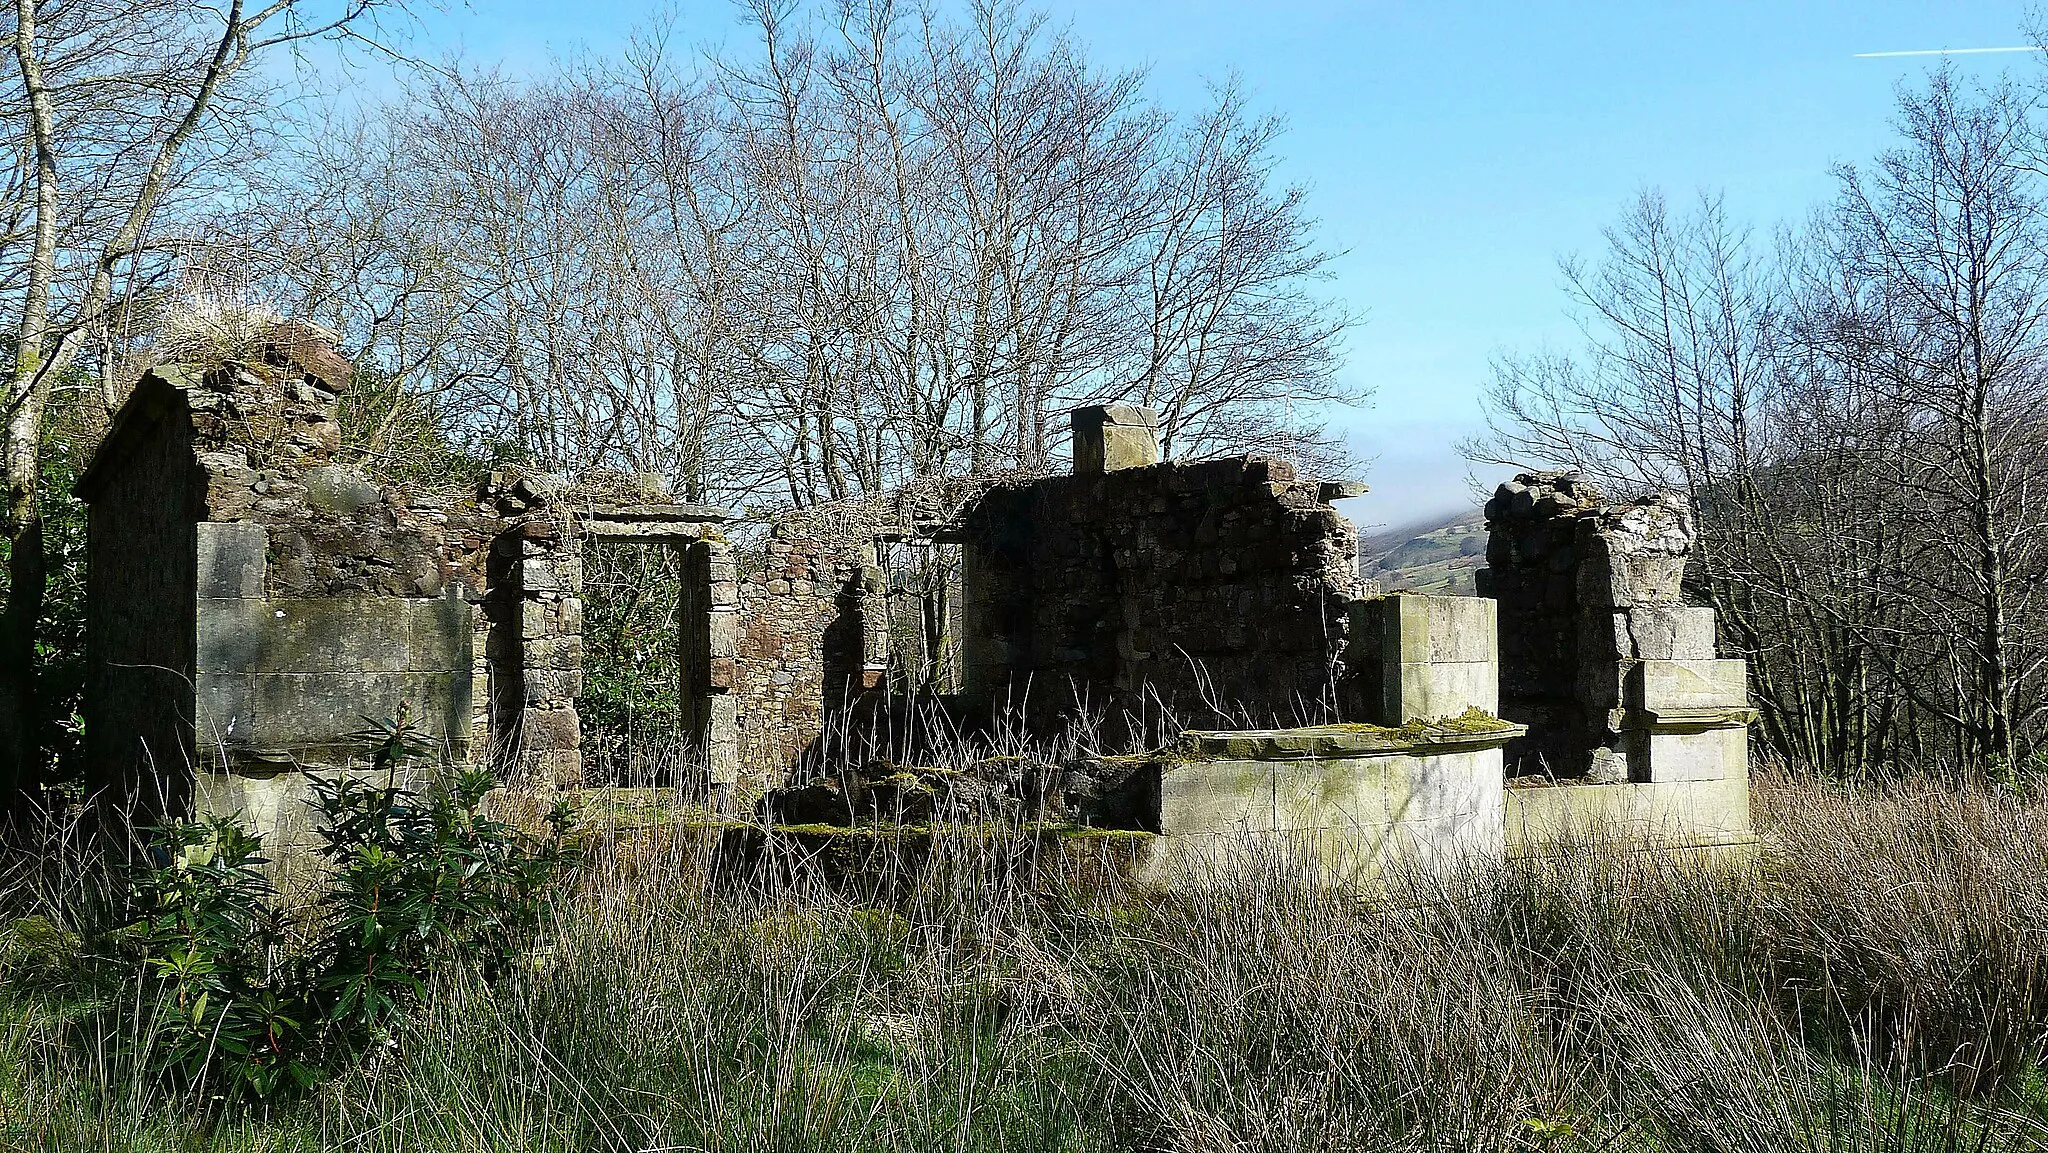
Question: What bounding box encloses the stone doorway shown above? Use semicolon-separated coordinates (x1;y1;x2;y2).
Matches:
578;538;692;787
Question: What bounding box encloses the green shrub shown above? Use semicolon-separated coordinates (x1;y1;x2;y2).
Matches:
60;755;574;1108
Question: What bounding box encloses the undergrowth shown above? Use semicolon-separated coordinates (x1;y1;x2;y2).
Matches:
5;769;2048;1151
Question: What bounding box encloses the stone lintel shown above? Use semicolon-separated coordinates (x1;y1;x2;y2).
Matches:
580;501;733;526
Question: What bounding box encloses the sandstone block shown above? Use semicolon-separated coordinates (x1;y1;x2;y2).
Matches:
1626;605;1717;660
1632;658;1748;712
521;705;581;751
196;521;268;599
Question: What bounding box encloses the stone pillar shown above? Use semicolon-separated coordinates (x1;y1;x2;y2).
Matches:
1480;471;1748;782
1070;404;1160;474
1350;593;1499;725
514;516;583;789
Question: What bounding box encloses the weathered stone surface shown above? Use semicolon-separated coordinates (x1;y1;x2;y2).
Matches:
1640;724;1747;783
1145;744;1507;886
756;757;1039;828
1350;593;1500;724
523;668;584;700
1626;605;1718;661
196;669;472;759
731;523;876;776
1505;775;1756;854
1632;658;1749;713
1070;404;1162;473
196;522;267;600
1179;717;1524;761
581;502;733;525
1481;471;1743;787
521;705;581;751
962;431;1364;738
521;596;582;641
304;465;382;515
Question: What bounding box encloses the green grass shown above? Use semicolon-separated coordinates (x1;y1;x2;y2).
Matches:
8;770;2048;1151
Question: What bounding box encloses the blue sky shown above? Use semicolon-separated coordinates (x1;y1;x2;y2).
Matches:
399;1;2038;530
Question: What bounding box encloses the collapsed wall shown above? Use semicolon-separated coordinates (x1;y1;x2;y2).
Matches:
74;330;1757;878
77;328;763;836
959;405;1370;737
78;332;500;827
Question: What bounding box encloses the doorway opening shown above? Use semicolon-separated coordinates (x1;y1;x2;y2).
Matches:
578;538;690;787
874;537;963;696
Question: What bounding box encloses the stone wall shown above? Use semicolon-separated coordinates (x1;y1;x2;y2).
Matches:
82;336;514;832
1143;719;1521;887
503;503;740;792
1479;471;1751;785
193;521;474;767
1348;593;1500;724
79;373;202;826
732;524;883;780
960;410;1366;738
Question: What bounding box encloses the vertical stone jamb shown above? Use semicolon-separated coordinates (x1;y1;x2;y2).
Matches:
514;514;583;789
684;535;741;795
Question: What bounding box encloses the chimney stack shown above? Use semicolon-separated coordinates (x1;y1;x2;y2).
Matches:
1070;404;1160;474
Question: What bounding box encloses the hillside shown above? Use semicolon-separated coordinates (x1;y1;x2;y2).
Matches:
1360;506;1488;595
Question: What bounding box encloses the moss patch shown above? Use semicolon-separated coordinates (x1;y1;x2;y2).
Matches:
1172;708;1525;762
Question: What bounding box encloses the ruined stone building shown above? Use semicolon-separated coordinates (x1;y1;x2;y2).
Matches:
78;331;808;829
76;329;1757;879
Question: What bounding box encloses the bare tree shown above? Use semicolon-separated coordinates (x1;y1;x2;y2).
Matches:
1477;71;2048;775
1816;71;2048;768
0;0;415;820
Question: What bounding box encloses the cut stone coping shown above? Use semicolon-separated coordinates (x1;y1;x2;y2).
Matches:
1633;706;1760;731
1177;715;1527;762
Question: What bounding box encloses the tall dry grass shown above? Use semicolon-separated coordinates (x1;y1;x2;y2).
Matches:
6;768;2048;1151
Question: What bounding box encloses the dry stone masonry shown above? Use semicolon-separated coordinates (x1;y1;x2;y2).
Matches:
960;406;1367;740
75;339;1757;878
733;523;887;775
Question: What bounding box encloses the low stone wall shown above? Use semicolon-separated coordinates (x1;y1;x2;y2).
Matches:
1138;719;1522;886
1504;777;1757;856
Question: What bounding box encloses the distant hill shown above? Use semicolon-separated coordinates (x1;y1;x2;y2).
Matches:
1360;506;1488;595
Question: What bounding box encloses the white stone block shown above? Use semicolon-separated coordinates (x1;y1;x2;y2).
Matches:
1634;658;1747;712
1627;605;1718;660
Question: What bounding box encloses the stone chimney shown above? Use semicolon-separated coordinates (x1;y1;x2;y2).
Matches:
1070;404;1160;474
